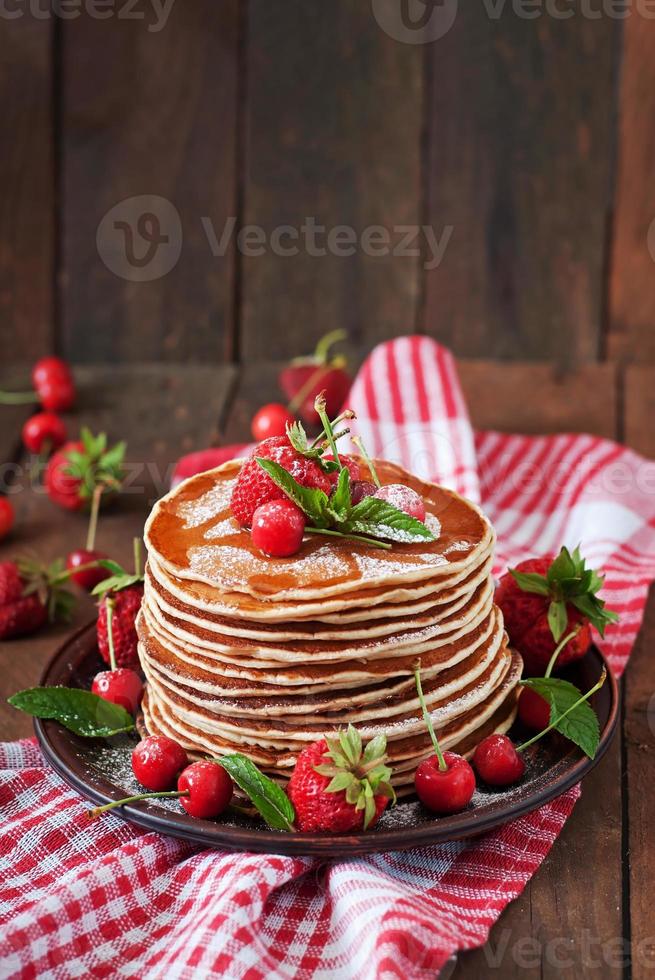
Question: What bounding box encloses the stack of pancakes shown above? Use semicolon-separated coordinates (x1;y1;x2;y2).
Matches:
139;459;522;795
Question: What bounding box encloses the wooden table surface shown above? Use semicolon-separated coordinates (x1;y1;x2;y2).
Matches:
1;359;653;979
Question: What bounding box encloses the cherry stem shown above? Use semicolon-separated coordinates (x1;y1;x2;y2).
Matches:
106;597;117;672
543;626;581;679
133;537;142;577
88;789;188;818
516;668;607;753
352;436;381;488
309;411;355;450
304;526;391;550
314;328;347;363
0;389;37;405
414;666;447;771
86;484;103;552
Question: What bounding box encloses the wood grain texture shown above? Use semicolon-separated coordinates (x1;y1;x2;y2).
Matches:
0;17;53;361
424;7;617;363
608;15;655;362
241;0;423;361
61;2;239;363
623;366;655;980
0;364;233;740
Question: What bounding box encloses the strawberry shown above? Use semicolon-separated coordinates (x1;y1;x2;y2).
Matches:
287;725;395;833
230;435;331;527
93;540;144;669
324;454;360;488
279;329;351;426
496;546;619;675
0;559;76;640
45;428;126;512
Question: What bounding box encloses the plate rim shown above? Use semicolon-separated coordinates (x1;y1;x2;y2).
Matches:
34;622;619;856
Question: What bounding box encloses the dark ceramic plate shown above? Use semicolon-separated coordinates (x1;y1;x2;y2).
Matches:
34;623;618;856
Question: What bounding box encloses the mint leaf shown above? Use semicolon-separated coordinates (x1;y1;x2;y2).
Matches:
548;599;568;642
256;458;331;527
330;467;352;519
8;687;135;738
509;570;550;596
343;496;435;544
216;754;296;831
521;676;601;758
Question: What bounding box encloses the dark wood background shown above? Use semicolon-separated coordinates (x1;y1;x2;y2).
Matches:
1;0;654;368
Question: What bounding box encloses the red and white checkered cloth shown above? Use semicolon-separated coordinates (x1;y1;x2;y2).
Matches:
3;337;655;979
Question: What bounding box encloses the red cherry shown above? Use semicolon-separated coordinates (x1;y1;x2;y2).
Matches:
177;760;233;818
374;484;426;522
0;498;14;541
22;412;67;454
251;499;305;557
251;404;296;441
66;548;109;591
38;376;75;412
518;687;551;731
32;356;71;389
414;751;476;814
351;480;377;505
473;734;526;787
132;735;189;791
92;668;143;715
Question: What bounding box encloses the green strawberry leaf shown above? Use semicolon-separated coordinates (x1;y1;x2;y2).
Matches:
521;677;601;758
343;496;435;544
256;458;331;527
570;594;619;637
509;570;550;596
8;687;135;738
216;754;296;832
547;546;577;585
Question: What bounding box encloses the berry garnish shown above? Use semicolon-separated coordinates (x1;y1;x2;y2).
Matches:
279;329;351;426
287;724;395;832
178;760;234;818
0;498;14;541
324;454;361;487
0;357;75;412
251;403;296;441
230;434;332;527
251;499;306;557
22;412;67;455
252;397;435;552
91;668;143;715
93;538;144;669
0;558;76;640
413;666;475;813
374;484;426;522
132;735;189;791
472;735;526;787
474;666;608;787
350;480;377;505
496;546;619;675
45;428;126;512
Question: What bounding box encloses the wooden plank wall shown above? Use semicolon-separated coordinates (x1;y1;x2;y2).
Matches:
0;2;653;365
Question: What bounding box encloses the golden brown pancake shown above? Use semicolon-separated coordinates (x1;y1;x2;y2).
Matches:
139;457;522;794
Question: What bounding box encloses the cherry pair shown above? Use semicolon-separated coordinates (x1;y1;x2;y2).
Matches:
90;735;233;821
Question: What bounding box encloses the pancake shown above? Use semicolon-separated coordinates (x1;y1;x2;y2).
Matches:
138;456;523;798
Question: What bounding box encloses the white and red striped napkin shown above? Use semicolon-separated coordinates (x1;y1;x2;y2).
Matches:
2;337;655;979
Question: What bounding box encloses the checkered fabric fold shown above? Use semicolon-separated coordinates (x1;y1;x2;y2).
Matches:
3;336;655;979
